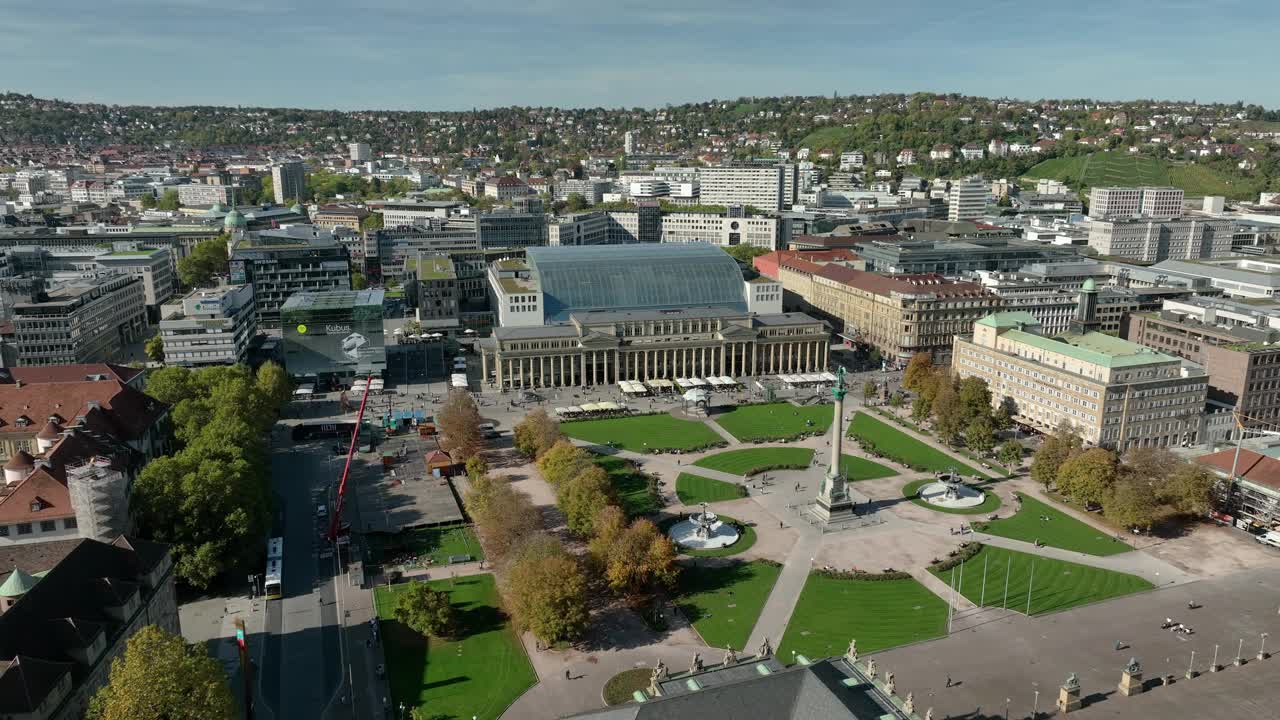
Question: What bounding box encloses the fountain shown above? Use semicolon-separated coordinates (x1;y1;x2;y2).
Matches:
667;502;740;550
917;468;985;509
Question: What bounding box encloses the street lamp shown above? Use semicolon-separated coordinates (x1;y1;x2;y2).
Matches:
1260;632;1270;661
1031;686;1039;720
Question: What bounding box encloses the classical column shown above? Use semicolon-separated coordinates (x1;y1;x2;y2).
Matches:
580;353;587;387
751;343;758;377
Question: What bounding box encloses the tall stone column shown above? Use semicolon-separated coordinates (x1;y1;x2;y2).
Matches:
815;368;854;522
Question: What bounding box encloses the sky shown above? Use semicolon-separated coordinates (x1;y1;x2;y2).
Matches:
3;0;1278;111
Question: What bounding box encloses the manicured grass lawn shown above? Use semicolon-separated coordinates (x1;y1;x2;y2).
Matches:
930;545;1153;616
693;447;814;476
676;473;747;504
603;668;652;705
374;574;535;720
714;402;833;442
677;560;783;649
839;454;897;481
561;414;721;453
777;574;949;662
902;478;1003;515
660;515;758;558
369;524;484;566
975;493;1132;556
592;454;660;516
847;412;987;478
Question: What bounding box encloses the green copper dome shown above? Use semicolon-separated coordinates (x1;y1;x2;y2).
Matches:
1081;278;1097;292
223;208;248;229
0;567;39;597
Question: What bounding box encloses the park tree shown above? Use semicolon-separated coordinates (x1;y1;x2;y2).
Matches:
536;440;590;487
565;192;589;212
931;379;965;445
991;401;1013;432
139;193;157;209
144;335;165;363
437;390;484;461
1103;477;1157;530
360;212;384;231
254;362;293;413
902;352;934;391
464;480;543;565
965;415;996;455
351;271;368;290
514;409;562;458
1055;448;1117;507
393;582;459;639
557;465;614;538
600;519;680;602
863;381;878;404
465;455;488;480
502;536;590;645
1028;426;1082;488
588;505;628;560
956;377;993;425
156;189;181;211
88;625;235;720
177;237;230;288
1121;447;1182;484
1160;462;1216;516
997;439;1024;468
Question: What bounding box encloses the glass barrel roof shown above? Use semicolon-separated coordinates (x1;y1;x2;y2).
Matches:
527;244;747;322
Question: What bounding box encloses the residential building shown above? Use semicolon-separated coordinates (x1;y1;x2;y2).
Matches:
176;183;233;207
483;176;529;202
229;228;352;327
349;142;371;162
1037;179;1070;195
623;131;635;155
280;289;386;382
0;536;177;720
952;285;1208;449
839;150;865;169
960;143;984;161
1089;187;1184;221
11;275;147;366
157;284;257;367
1086;217;1234;262
312;205;370;232
270;161;306;205
699;165;793;212
947;176;987;222
798;266;999;364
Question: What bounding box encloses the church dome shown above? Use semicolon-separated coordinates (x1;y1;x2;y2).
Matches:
223;208;248;229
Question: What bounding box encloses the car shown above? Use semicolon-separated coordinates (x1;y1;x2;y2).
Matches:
316;503;328;518
1255;530;1280;549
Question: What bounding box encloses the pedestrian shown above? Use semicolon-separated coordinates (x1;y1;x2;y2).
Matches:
779;520;783;529
945;675;952;688
565;669;571;680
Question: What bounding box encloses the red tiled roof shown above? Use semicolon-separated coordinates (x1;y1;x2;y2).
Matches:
1197;449;1280;491
0;364;143;386
0;380;165;440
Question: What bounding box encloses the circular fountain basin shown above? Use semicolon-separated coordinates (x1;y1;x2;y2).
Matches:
917;481;986;509
667;512;741;550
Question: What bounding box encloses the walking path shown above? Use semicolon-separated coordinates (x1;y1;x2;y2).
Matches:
745;528;822;651
970;533;1195;587
703;416;741;445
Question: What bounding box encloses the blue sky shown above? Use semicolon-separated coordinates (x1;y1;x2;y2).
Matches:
3;1;1277;110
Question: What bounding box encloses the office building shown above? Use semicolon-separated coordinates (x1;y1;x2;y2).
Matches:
11;275;147;366
280;289;386;382
855;237;1075;276
476;208;546;249
312;205;371;231
1089;186;1184;221
270;161;306;205
406;256;459;328
800;266;999;364
229;228;352;327
947;176;987;221
1147;257;1280;300
157;284;258;367
368;222;479;281
1086;216;1234;262
93;246;175;320
373;199;467;228
547;209;780;249
176;183;234;207
349;142;371;162
952;284;1208;449
553;179;611;205
0;536;177;720
699;165;793;212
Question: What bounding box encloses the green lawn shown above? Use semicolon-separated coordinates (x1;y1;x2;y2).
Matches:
847;412;987;477
561;413;722;453
714;402;833;442
677;560;783;649
777;574;949;662
930;545;1153;616
693;447;814;476
368;524;485;566
974;493;1131;556
592;454;660;516
838;454;898;481
676;473;747;504
902;477;1003;515
374;574;535;720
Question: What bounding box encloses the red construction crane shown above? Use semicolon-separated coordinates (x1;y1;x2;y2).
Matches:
328;376;373;541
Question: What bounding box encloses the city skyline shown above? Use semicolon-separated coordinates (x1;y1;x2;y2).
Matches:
2;0;1278;111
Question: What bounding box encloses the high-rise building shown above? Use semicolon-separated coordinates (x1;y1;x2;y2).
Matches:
349;142;371;162
1089;186;1184;221
271;161;306;205
158;284;258;367
1086;217;1234;262
947;176;987;221
699;165;789;211
623;131;635;155
229;228;351;327
11;274;147;366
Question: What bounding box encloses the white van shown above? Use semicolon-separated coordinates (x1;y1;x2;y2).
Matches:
1256;531;1280;549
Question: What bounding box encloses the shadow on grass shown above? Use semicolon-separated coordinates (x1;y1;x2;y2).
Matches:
422;675;470;691
675;560;756;626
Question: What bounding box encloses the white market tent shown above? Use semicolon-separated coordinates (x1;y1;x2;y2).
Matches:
682;388;710;403
675;378;694;389
292;384;315;398
717;376;741;387
645;379;676;392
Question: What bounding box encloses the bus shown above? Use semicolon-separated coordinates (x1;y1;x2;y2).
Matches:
264;537;284;600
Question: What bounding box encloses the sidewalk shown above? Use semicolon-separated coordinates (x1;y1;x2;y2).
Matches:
745;528;822;652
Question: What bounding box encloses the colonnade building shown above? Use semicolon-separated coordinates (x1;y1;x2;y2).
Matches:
479;243;829;389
